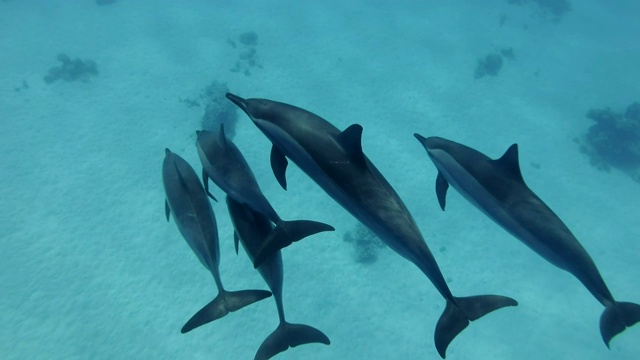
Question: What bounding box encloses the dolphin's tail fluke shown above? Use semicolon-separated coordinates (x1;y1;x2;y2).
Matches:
435;295;518;359
253;220;335;268
255;321;331;360
600;301;640;347
181;289;272;333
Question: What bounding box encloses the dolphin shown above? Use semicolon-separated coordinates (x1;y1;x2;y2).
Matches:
162;148;272;333
414;134;640;347
227;196;330;360
195;125;335;252
225;93;518;358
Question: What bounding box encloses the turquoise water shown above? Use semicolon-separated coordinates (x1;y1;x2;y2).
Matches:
1;1;639;359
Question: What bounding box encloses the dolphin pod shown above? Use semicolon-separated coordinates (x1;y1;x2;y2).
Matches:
225;93;518;358
413;135;640;348
162;149;271;333
161;93;639;359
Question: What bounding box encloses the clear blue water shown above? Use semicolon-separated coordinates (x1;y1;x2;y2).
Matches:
1;1;639;359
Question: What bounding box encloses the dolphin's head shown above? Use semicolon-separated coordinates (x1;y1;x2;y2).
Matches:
162;148;182;184
226;93;277;123
414;134;451;158
195;129;214;142
415;135;490;179
195;129;216;154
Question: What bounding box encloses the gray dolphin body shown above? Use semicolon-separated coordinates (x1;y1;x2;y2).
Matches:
414;135;640;347
226;196;330;360
195;126;334;253
226;93;517;358
162;149;271;334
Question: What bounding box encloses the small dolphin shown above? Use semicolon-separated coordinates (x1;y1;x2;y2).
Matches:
162;148;272;333
414;135;640;347
195;126;334;258
227;196;330;360
226;93;517;358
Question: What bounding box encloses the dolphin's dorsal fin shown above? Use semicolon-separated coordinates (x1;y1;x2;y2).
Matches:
165;200;171;222
436;172;449;211
495;144;524;183
339;124;366;166
234;232;240;255
270;145;289;190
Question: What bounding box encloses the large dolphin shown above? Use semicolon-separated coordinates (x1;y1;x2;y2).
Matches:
414;135;640;347
162;149;271;333
225;93;517;358
195;125;334;250
227;196;330;360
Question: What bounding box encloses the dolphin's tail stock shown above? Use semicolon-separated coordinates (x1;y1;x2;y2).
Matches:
600;301;640;347
255;321;331;360
181;289;272;333
252;220;335;268
434;295;518;358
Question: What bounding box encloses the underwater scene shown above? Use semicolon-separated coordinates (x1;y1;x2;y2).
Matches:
1;1;639;359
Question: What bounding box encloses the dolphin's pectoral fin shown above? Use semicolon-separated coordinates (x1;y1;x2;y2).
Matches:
165;200;171;222
600;301;640;347
233;231;240;255
271;145;289;190
436;172;449;211
495;144;524;183
435;295;517;358
255;322;331;360
339;124;366;167
201;169;218;202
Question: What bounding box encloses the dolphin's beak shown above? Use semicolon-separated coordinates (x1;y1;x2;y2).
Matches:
226;93;248;112
414;133;436;157
414;133;431;151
